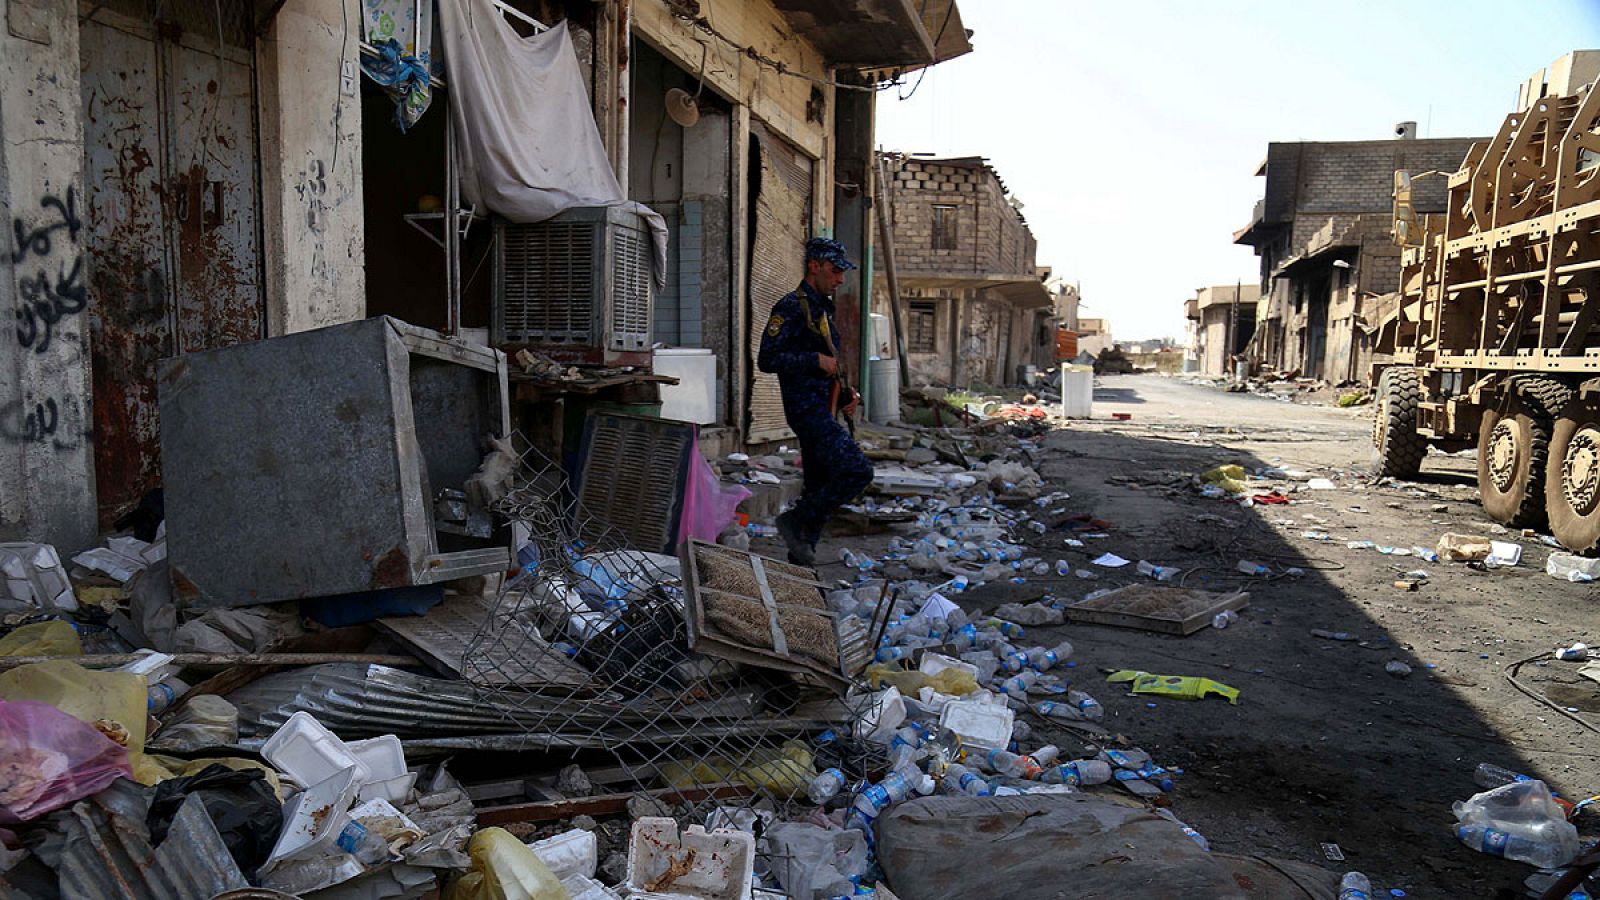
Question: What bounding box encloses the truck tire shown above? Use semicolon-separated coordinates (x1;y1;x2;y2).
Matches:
1546;394;1600;555
1478;377;1569;528
1372;367;1426;477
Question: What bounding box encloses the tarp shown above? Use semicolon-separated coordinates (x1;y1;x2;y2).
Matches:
438;1;667;288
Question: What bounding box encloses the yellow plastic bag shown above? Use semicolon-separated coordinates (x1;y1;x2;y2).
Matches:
0;620;82;657
661;741;816;798
448;827;570;900
1108;669;1240;705
0;659;166;782
1199;464;1247;495
864;663;978;698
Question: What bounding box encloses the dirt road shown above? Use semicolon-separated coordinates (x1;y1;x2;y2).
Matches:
819;374;1600;897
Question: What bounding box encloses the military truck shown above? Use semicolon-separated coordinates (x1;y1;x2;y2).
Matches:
1372;51;1600;552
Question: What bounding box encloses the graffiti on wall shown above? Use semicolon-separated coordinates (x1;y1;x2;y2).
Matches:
11;187;87;355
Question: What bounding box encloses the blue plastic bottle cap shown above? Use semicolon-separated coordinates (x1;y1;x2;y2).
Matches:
1146;702;1158;709
1389;891;1406;898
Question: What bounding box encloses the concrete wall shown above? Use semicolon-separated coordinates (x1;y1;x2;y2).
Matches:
258;0;367;334
0;0;97;552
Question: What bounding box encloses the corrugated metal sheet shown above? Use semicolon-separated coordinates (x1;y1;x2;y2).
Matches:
746;129;811;444
227;663;823;749
55;779;248;900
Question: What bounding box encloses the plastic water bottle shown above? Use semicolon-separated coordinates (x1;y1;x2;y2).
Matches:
1114;768;1173;793
981;748;1042;779
1236;560;1270;576
1031;745;1061;767
998;670;1039;698
940;763;992;796
875;646;911;663
1472;762;1535;790
1067;689;1104;720
336;820;392;865
808;768;847;804
1054;559;1071;576
888;727;923;765
950;622;979;649
1102;749;1152;770
1027;641;1073;670
1034;699;1084;721
1042;759;1112;786
1455;823;1575;869
1337;871;1372;900
998;645;1030;673
990;619;1025;639
147;677;190;713
851;771;914;818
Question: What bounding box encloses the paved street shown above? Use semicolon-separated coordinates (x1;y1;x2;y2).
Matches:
818;374;1600;896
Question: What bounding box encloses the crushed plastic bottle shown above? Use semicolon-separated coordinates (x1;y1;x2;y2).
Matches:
1212;610;1239;630
1473;762;1534;790
808;768;847;804
1337;871;1372;900
1456;823;1576;869
1041;759;1112;786
940;762;992;796
1026;641;1074;671
1235;560;1270;576
1548;552;1600;583
980;748;1043;780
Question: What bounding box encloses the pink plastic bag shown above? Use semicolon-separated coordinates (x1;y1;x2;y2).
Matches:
0;699;132;824
680;443;752;544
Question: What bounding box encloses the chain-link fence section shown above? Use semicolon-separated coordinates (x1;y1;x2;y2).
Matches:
461;434;882;825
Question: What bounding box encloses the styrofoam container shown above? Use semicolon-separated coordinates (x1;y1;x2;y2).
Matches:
938;697;1015;752
654;348;717;425
850;686;905;744
263;711;372;790
0;542;77;611
918;652;978;681
624;817;754;900
347;735;407;800
264;765;359;866
528;827;598;880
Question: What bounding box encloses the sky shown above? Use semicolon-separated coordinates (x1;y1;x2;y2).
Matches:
874;1;1600;342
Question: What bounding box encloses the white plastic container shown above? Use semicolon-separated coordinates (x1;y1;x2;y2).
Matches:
868;358;900;424
0;543;77;611
264;765;359;866
263;711;372;790
528;827;598;880
939;696;1015;752
347;735;414;803
625;817;754;900
918;652;978;681
850;686;906;744
654;348;717;425
1059;365;1093;418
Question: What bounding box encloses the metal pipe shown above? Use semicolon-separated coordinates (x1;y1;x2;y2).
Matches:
445;113;462;336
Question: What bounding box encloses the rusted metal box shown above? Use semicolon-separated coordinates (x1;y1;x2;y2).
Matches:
159;317;512;609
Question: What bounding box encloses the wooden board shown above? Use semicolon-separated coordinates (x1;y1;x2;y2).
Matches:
1065;585;1249;636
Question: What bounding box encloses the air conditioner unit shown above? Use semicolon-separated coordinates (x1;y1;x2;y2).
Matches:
493;206;654;366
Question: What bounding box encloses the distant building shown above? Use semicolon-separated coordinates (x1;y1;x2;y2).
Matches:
1188;285;1262;376
1078;317;1112;358
874;154;1053;386
1233;133;1485;382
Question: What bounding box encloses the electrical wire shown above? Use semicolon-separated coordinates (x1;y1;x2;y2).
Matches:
1505;649;1600;737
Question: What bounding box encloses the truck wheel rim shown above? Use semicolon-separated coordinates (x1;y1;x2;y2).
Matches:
1487;420;1520;492
1564;428;1600;516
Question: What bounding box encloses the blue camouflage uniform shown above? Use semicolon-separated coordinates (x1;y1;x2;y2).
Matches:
757;244;874;549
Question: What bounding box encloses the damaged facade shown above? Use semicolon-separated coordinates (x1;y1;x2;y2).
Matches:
872;154;1053;388
1232;133;1483;384
1186;284;1260;377
0;0;971;553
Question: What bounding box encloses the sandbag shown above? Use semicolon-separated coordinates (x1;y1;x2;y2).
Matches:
875;794;1336;900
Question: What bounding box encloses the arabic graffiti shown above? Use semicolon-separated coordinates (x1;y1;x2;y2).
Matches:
11;187;87;355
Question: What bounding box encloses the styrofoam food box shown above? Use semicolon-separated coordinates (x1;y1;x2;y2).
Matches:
938;697;1014;752
347;735;413;803
264;765;359;866
624;817;753;900
263;711;372;790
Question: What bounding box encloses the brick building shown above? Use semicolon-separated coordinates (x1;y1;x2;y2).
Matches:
874;154;1052;387
1186;284;1260;377
1234;133;1483;383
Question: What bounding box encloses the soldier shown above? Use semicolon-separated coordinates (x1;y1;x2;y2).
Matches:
757;237;874;566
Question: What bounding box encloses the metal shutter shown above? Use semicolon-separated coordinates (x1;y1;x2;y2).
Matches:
746;129;812;443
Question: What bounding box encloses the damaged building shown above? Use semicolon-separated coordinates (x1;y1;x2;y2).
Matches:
871;154;1054;388
0;0;971;553
1232;129;1483;384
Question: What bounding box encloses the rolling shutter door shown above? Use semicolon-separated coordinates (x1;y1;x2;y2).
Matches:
746;127;812;443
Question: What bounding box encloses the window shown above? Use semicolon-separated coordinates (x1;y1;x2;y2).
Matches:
909;301;938;353
932;205;958;250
